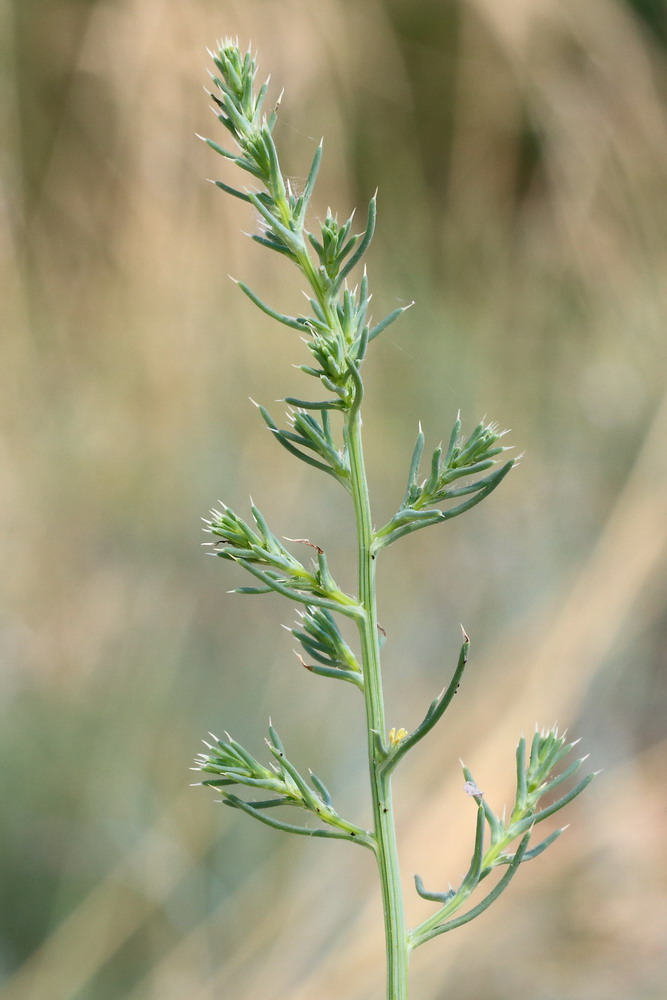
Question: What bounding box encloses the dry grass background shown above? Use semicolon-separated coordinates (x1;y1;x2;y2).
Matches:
1;1;666;998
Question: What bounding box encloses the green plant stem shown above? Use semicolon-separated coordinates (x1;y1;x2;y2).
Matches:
346;406;410;1000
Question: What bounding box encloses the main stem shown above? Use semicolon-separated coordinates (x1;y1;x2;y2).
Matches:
346;407;410;1000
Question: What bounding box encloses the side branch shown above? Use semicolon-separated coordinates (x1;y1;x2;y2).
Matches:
380;632;470;776
223;794;375;849
410;833;530;948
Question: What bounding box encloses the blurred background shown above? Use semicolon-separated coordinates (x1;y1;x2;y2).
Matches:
2;0;666;997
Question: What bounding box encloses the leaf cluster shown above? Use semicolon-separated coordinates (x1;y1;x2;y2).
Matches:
291;605;363;688
410;728;594;946
202;502;360;618
201;40;408;407
374;417;516;550
193;725;374;847
256;403;351;485
194;41;594;957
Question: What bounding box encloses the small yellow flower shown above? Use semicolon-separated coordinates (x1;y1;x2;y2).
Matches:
388;727;408;746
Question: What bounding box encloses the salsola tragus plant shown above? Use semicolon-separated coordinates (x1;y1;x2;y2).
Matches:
192;40;594;999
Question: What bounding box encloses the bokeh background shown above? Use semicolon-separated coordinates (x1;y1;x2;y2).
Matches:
2;0;666;998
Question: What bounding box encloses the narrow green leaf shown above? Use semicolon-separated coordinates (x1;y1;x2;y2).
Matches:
257;405;338;477
237;559;363;620
540;755;587;797
271;752;322;812
439;458;497;485
251;234;294;256
439;462;511;499
212;179;252;202
515;737;528;813
302;660;364;689
414;874;456;905
233;585;273;594
319;375;348;400
424;446;442;496
236;280;307;330
346;361;364;423
368;302;413;342
317;550;336;592
402;424;425;505
236;796;293;810
223;793;367;844
338;193;377;282
511;772;596;836
255;79;269;116
247;192;301;251
382;634;469;775
309;771;334;807
444;415;462;465
198;135;237;161
307;232;324;257
283;397;343;410
292;630;335;657
529;729;542;768
267;724;285;754
299;140;323;221
355;324;369;362
262;126;287;204
412;834;530;945
439;461;514;521
227;737;264;773
459;803;485;891
511;827;563;862
372;512;445;551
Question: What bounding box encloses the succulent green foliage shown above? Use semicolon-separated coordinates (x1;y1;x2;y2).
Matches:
193;725;374;847
201;40;409;407
255;402;351;484
195;41;593;997
379;631;469;775
202;502;361;618
309;209;364;283
290;605;364;688
410;728;594;946
373;416;516;550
